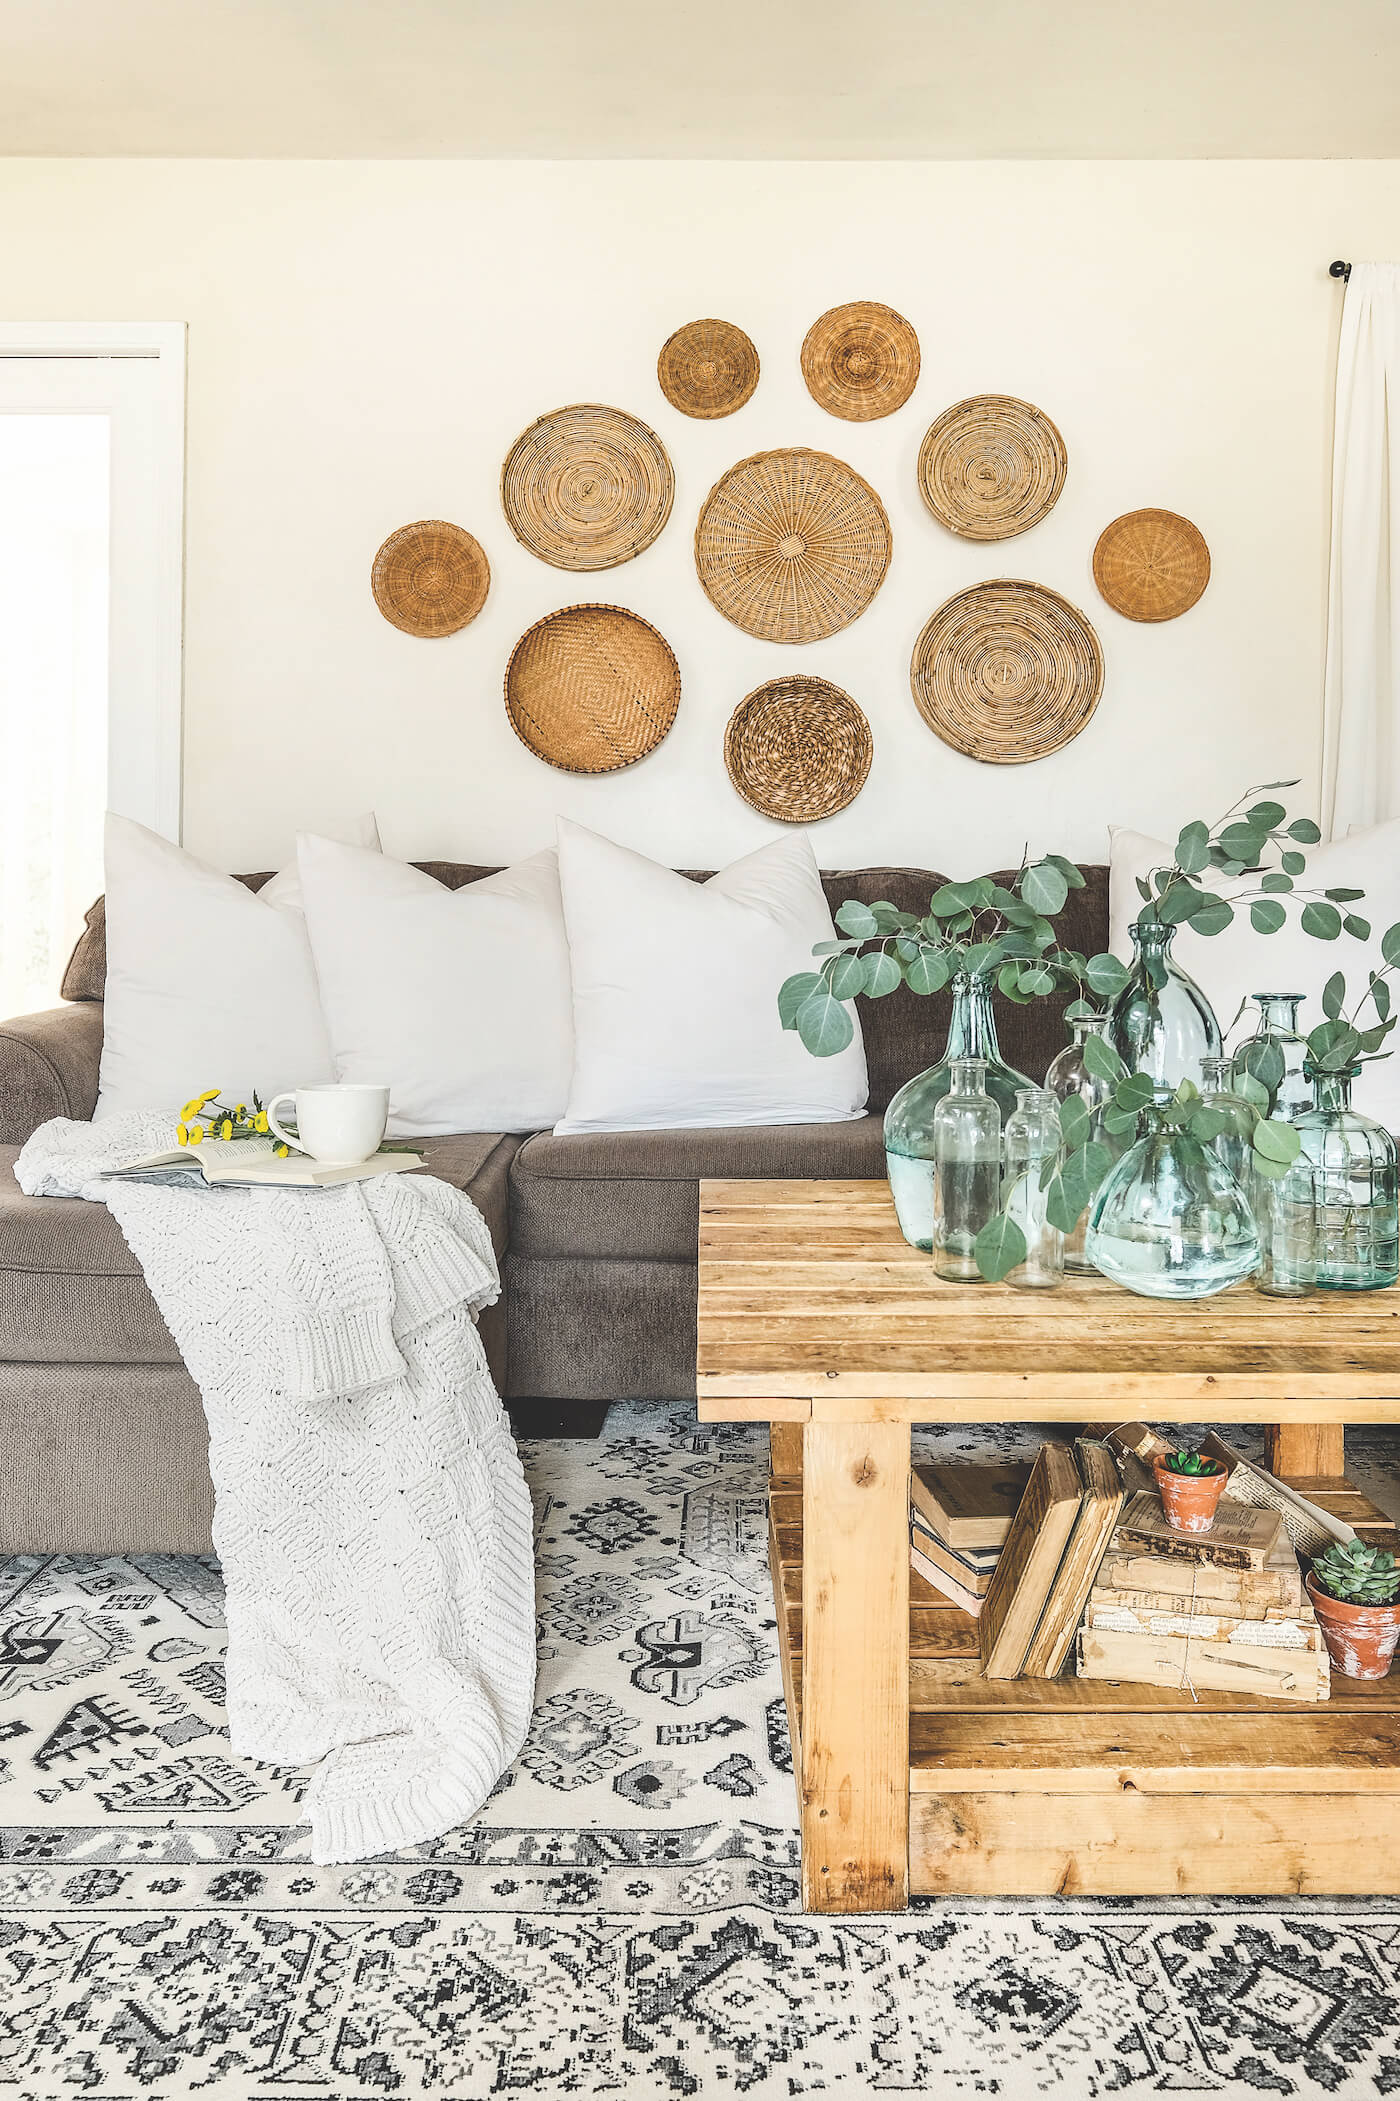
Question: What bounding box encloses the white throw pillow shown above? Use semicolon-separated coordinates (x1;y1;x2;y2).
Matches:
97;814;342;1118
297;834;575;1134
1108;818;1400;1132
553;819;869;1134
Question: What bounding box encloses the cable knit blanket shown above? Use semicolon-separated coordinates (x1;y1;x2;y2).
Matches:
16;1114;536;1865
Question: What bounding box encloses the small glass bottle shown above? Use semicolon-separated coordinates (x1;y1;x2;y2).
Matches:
1275;1063;1400;1292
1003;1086;1064;1291
932;1057;1001;1282
1198;1055;1255;1190
1046;1014;1117;1273
1231;993;1312;1120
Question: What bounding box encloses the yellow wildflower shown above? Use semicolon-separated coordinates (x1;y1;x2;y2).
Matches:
177;1123;189;1146
254;1113;268;1133
196;1090;219;1109
180;1099;201;1121
220;1119;233;1140
188;1122;204;1145
275;1142;289;1157
233;1103;247;1117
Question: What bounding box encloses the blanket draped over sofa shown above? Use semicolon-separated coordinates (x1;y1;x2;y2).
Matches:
16;1113;536;1863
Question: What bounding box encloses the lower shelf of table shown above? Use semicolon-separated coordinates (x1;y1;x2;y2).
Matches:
770;1478;1400;1897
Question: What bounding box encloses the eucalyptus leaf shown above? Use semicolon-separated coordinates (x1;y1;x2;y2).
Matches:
1062;998;1098;1022
1022;861;1068;917
834;900;879;939
1260;871;1293;893
794;989;855;1058
1189;1105;1233;1143
998;961;1026;1000
1288;817;1323;844
929;881;982;917
1301;900;1343;940
778;972;823;1030
1058;1095;1092;1147
1084;952;1131;996
1044;1143;1113;1234
828;952;868;1000
1242;1037;1286;1092
1325;887;1366;903
812;936;865;955
1373;975;1393;1022
1322;971;1346;1020
1018;966;1056;995
1219;822;1267;864
1081;1031;1127;1083
1281;850;1307;876
1045;854;1087;890
905;947;951;996
1247;800;1286;829
1344;914;1372;942
1233;1068;1270;1110
1192;903;1235;936
1174;820;1211;874
973;1211;1028;1283
1252;1118;1302;1165
1250;900;1287;935
1112;1072;1157;1114
861;949;902;999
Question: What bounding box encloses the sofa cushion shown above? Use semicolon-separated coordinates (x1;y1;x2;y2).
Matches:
509;1116;885;1263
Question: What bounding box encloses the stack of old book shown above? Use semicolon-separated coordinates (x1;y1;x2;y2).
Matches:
909;1460;1030;1615
978;1439;1126;1678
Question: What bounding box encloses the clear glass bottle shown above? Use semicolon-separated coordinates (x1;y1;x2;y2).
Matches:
885;972;1033;1251
931;1057;1002;1283
1003;1086;1064;1290
1085;1091;1261;1299
1231;993;1312;1120
1198;1054;1256;1190
1046;1014;1117;1272
1108;920;1222;1091
1272;1064;1400;1292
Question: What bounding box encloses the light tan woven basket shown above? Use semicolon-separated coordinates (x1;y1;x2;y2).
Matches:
724;676;872;822
370;520;490;637
694;448;892;644
501;404;674;572
657;318;759;419
800;302;920;421
504;603;680;774
917;396;1067;543
1093;508;1211;621
910;579;1104;765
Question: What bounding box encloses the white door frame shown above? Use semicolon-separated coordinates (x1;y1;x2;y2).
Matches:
0;321;186;840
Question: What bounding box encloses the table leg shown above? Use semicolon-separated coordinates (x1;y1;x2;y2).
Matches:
800;1415;910;1912
1265;1422;1345;1480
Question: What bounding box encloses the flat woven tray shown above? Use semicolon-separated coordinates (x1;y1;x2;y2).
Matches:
370;519;490;636
694;447;892;644
1093;508;1211;621
917;395;1067;542
910;578;1104;765
501;404;674;571
657;318;759;419
504;603;681;774
724;675;872;822
800;301;920;421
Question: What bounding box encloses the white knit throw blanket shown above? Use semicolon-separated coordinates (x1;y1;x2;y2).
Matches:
16;1114;536;1865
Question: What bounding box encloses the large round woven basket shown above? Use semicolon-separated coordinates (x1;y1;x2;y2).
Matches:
1093;508;1211;621
723;676;872;822
657;318;759;419
694;448;892;644
800;302;920;421
370;520;490;636
910;579;1104;765
504;604;680;774
501;405;674;571
917;396;1067;542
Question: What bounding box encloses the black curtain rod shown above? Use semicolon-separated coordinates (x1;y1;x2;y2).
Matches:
1330;260;1352;280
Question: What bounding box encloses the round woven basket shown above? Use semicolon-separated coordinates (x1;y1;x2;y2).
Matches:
1093;508;1211;621
657;318;759;419
917;396;1067;543
370;520;490;636
694;448;892;644
501;404;674;571
724;676;872;822
504;604;680;774
910;579;1104;766
800;302;920;421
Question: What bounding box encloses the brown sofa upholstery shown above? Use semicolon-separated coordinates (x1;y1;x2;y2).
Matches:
0;861;1110;1551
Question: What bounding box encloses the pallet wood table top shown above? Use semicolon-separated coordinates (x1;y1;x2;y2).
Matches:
698;1178;1400;1417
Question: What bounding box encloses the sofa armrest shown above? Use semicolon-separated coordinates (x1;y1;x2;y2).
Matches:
0;1003;104;1144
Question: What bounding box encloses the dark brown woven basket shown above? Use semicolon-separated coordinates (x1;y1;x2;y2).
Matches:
724;676;872;822
504;603;680;774
501;404;674;571
800;301;920;421
910;579;1104;765
657;318;759;419
1093;508;1211;621
694;448;892;644
371;520;490;636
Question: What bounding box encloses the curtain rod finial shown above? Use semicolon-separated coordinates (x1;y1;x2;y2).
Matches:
1330;260;1352;281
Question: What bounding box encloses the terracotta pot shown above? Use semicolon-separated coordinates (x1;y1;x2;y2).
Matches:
1153;1456;1228;1533
1306;1570;1400;1680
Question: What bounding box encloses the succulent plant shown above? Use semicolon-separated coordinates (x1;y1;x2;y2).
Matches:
1162;1449;1223;1477
1312;1539;1400;1607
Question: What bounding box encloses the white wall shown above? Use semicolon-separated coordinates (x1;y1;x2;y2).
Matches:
3;158;1399;877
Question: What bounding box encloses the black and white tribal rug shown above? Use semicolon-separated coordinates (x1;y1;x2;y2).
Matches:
3;1405;1400;2098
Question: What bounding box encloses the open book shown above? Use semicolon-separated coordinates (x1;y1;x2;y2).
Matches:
103;1137;423;1189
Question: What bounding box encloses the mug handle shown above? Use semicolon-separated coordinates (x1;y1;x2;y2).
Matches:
264;1093;307;1155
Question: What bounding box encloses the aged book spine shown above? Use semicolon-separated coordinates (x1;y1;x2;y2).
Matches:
1114;1521;1274;1573
911;1544;983;1618
1085;1591;1321;1650
1077;1625;1330;1703
1096;1550;1302;1613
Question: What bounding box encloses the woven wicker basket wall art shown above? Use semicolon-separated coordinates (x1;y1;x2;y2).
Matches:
917;396;1067;543
694;448;892;644
910;579;1104;765
657;318;760;419
370;520;490;637
1093;508;1211;621
504;603;680;774
724;676;872;822
800;302;920;421
501;404;674;572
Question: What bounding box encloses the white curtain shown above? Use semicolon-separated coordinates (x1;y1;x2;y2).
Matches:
1321;262;1400;839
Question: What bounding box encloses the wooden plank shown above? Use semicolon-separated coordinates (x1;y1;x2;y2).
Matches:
701;1377;1400;1415
906;1712;1400;1793
1268;1423;1347;1477
769;1421;804;1482
800;1416;910;1912
910;1791;1400;1896
768;1506;801;1811
907;1655;1400;1713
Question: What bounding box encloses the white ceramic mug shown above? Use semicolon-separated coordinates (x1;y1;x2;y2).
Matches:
265;1083;390;1164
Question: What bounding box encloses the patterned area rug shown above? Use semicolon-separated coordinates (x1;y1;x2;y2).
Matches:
3;1405;1400;2097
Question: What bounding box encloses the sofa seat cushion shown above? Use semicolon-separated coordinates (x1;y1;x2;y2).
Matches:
509;1115;885;1264
0;1134;519;1366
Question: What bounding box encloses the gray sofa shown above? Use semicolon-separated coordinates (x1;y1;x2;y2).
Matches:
0;859;1111;1553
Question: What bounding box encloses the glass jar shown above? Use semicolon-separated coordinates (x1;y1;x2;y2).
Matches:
1231;993;1312;1120
1108;920;1222;1091
1198;1054;1256;1190
1003;1086;1064;1290
1085;1095;1261;1299
884;971;1033;1251
931;1057;1002;1282
1271;1064;1400;1292
1046;1014;1117;1272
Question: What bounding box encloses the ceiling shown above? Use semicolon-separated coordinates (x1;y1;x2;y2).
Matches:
0;0;1395;159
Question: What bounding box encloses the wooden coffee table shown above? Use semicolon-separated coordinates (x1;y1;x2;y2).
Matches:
697;1178;1400;1913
